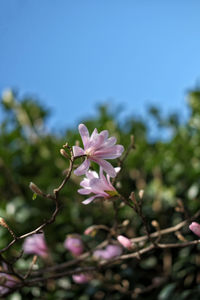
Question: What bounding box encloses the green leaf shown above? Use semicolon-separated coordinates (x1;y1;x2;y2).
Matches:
32;193;37;200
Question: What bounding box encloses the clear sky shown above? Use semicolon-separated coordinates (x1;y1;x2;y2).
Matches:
0;0;200;130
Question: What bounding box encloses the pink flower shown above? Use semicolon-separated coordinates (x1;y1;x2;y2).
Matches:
64;235;84;256
73;124;124;177
0;266;19;296
23;233;49;258
117;235;132;249
93;244;122;260
78;167;119;205
72;273;91;284
189;222;200;237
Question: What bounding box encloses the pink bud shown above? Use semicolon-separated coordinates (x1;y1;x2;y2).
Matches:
84;226;97;236
72;273;91;284
64;235;84;256
23;233;49;258
84;227;94;235
189;222;200;237
117;235;132;249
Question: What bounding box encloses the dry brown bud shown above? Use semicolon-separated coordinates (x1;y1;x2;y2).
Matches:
75;140;80;146
122;219;130;227
0;217;16;238
129;192;137;207
151;220;159;228
29;182;44;196
60;149;69;159
0;217;9;229
138;189;144;199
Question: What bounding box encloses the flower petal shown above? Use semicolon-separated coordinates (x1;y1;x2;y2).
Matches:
86;170;99;179
90;128;98;140
94;145;124;159
79;124;90;148
91;158;116;177
89;178;108;195
78;188;91;195
73;146;84;157
100;167;113;190
80;178;90;188
101;136;117;147
90;133;105;149
74;159;90;176
82;195;99;205
100;130;109;140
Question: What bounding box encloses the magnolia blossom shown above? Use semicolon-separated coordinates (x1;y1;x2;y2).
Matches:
93;245;122;260
117;235;132;249
64;235;84;256
72;273;91;284
23;233;49;258
189;222;200;237
73;124;124;177
78;167;119;205
0;268;19;296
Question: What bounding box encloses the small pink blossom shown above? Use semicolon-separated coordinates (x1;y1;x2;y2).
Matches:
189;222;200;237
23;233;49;258
93;244;122;260
0;266;19;296
72;273;91;284
84;226;96;236
117;235;132;249
73;124;124;177
78;167;119;205
64;235;84;256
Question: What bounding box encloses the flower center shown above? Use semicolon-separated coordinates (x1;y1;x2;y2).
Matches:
85;147;95;157
105;190;119;197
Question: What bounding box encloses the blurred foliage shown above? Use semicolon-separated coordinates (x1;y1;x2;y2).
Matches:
1;88;200;299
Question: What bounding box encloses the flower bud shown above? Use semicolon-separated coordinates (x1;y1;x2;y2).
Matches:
0;217;9;229
64;235;84;256
117;235;132;250
72;273;91;284
138;189;144;199
84;226;97;237
189;222;200;237
23;233;49;258
60;149;69;159
0;218;15;238
29;182;43;197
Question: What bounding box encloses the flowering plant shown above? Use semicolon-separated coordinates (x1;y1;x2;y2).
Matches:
1;104;200;300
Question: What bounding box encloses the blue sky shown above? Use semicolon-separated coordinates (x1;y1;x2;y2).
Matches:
0;0;200;130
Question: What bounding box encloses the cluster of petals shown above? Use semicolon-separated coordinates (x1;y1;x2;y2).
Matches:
23;233;49;258
0;265;19;296
189;222;200;237
0;274;18;296
64;235;84;256
73;124;124;178
78;167;119;205
93;244;122;260
72;273;91;284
